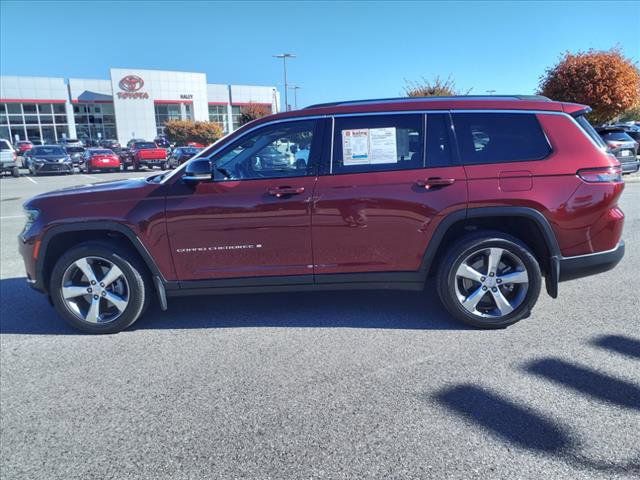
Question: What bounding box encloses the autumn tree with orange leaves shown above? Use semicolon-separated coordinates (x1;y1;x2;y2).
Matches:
239;103;272;126
539;48;640;124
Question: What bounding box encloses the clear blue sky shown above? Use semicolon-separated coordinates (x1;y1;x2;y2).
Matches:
1;1;639;107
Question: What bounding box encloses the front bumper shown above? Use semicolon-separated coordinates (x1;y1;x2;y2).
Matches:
558;241;625;282
33;162;73;174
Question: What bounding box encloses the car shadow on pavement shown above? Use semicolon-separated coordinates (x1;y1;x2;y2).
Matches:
0;276;466;335
431;336;640;476
591;334;640;360
434;384;573;453
524;358;640;411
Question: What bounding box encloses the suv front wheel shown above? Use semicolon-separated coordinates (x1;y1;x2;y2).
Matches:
50;242;149;333
437;231;542;329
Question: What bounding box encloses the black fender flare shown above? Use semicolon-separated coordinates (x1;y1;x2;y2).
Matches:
419;207;560;298
36;221;165;293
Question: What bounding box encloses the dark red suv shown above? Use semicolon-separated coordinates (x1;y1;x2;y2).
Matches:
19;96;626;333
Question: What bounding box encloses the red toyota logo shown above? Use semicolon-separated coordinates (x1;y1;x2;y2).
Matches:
119;75;144;92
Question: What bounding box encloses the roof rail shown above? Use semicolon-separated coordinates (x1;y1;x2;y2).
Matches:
304;95;552;109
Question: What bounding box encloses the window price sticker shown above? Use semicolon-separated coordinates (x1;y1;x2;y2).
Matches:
342;128;397;165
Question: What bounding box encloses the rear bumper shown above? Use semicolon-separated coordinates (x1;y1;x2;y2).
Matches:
558;241;625;282
619;158;639;174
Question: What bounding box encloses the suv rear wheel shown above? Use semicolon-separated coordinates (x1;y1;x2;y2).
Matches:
50;242;149;333
437;231;542;328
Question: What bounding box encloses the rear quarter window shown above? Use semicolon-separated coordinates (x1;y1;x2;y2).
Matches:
452;113;551;164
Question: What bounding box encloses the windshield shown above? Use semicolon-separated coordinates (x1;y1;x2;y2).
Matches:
31;146;65;155
602;132;634;142
135;142;158;149
179;147;201;154
65;147;84;153
90;149;114;155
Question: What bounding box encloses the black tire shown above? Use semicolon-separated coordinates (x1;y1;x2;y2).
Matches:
49;241;150;334
11;166;19;177
436;231;542;329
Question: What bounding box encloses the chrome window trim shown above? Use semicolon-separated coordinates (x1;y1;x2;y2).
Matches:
161;109;604;183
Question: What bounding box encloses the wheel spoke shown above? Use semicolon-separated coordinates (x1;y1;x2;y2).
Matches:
491;288;514;315
74;258;98;284
462;287;487;312
100;265;123;287
498;270;528;284
62;285;89;299
104;292;127;313
486;248;504;275
456;263;484;282
85;297;101;323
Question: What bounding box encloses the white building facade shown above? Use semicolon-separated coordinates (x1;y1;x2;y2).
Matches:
0;68;280;144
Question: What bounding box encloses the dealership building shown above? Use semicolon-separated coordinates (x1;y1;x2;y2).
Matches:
0;68;280;144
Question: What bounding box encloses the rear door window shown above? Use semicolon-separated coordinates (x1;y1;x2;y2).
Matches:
452;113;551;164
332;114;423;174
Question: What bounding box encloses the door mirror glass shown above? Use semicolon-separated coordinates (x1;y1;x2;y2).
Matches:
183;159;212;183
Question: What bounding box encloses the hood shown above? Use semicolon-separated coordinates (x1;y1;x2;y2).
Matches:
27;177;153;204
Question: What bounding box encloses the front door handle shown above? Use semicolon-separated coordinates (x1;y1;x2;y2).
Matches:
416;177;456;190
268;186;305;198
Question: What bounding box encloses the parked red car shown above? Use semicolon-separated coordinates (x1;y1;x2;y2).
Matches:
80;148;121;173
16;140;33;156
19;95;625;333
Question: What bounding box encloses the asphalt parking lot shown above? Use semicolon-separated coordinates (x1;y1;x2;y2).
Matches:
1;169;639;480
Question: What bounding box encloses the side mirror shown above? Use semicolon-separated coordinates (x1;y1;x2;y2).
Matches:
183;158;212;184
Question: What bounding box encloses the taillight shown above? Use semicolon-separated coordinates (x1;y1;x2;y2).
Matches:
577;166;622;183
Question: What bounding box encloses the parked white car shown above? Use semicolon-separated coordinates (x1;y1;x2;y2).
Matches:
0;139;20;177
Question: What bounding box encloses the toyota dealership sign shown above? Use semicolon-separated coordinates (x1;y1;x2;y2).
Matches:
117;75;149;99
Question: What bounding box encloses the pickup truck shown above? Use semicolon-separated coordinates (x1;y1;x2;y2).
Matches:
122;141;168;171
1;139;20;177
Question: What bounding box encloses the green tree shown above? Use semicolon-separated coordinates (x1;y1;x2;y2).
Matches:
538;47;640;124
403;75;471;97
163;120;224;146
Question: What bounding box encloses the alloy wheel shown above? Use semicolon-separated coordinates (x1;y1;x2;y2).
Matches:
61;256;130;324
454;247;529;318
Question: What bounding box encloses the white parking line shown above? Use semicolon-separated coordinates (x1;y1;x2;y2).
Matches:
0;215;24;220
80;174;100;181
24;176;37;184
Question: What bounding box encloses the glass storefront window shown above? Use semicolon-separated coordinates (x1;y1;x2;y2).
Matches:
9;125;26;141
7;104;21;114
56;125;68;140
37;104;53;115
53;103;66;114
22;104;37;114
208;105;228;132
0;104;6;114
231;106;242;132
24;115;39;125
26;126;41;141
41;126;56;144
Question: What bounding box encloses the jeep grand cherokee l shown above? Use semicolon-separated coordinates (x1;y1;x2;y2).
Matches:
19;96;626;333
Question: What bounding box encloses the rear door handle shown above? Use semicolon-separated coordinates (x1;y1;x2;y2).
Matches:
268;186;306;198
416;177;456;190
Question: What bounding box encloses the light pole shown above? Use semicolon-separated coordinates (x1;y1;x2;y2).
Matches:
273;53;295;111
289;85;301;109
